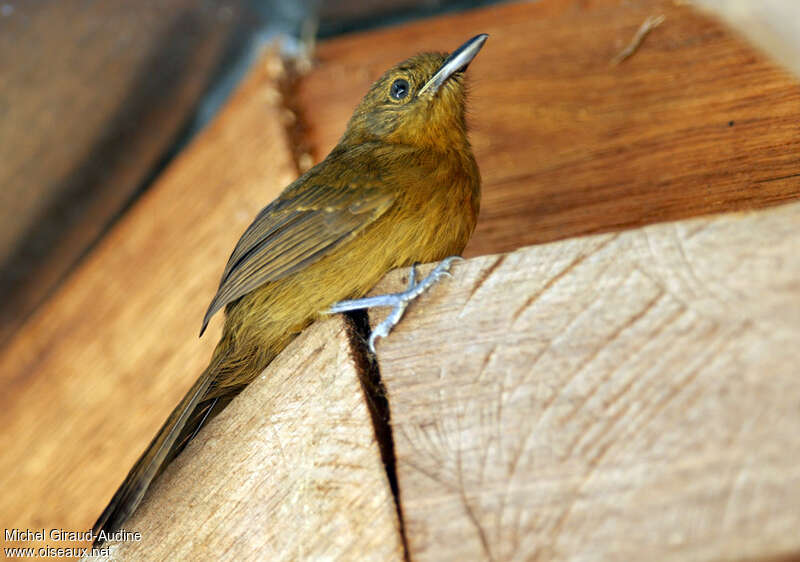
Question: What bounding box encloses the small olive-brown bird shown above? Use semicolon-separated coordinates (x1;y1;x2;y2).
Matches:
93;33;487;541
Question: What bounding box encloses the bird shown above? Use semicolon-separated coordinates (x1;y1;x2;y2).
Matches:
92;33;487;544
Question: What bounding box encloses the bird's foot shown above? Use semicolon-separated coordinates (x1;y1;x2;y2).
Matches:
327;256;462;352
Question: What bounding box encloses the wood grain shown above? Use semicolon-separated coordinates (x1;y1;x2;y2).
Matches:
368;202;800;561
0;50;297;552
97;317;403;561
296;0;800;259
0;0;246;345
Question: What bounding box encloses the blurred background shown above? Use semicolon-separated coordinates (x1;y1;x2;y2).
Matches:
0;0;505;347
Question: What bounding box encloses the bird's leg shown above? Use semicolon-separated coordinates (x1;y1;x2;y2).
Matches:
327;256;462;352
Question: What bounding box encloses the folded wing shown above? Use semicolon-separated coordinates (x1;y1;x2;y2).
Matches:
200;181;395;335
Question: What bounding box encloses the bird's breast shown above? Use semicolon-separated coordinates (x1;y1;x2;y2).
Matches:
380;149;480;265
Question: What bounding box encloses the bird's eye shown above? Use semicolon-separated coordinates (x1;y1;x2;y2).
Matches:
390;78;410;101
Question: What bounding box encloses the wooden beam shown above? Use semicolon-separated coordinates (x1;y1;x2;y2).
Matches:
101;317;403;561
368;201;800;561
296;0;800;258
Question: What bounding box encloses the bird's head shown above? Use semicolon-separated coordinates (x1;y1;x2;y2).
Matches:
342;34;488;152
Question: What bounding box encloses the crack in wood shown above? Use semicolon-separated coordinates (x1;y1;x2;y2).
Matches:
343;310;410;562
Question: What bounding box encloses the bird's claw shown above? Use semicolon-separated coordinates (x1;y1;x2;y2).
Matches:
368;313;403;352
367;256;462;352
327;256;462;353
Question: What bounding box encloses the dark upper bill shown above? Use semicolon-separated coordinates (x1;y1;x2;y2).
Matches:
419;33;488;95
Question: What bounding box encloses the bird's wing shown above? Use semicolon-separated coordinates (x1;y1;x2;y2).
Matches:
200;180;395;334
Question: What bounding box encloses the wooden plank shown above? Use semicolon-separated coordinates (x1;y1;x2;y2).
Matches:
295;0;800;259
0;50;297;552
99;317;403;561
0;0;246;345
368;202;800;561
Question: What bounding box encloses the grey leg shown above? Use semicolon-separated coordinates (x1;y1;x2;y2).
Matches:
327;256;462;352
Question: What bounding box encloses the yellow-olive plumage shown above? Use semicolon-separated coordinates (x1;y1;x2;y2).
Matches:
93;35;486;541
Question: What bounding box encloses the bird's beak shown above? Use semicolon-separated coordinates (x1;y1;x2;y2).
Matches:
419;33;488;96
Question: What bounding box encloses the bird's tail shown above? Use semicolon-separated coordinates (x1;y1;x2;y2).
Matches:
91;355;227;546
